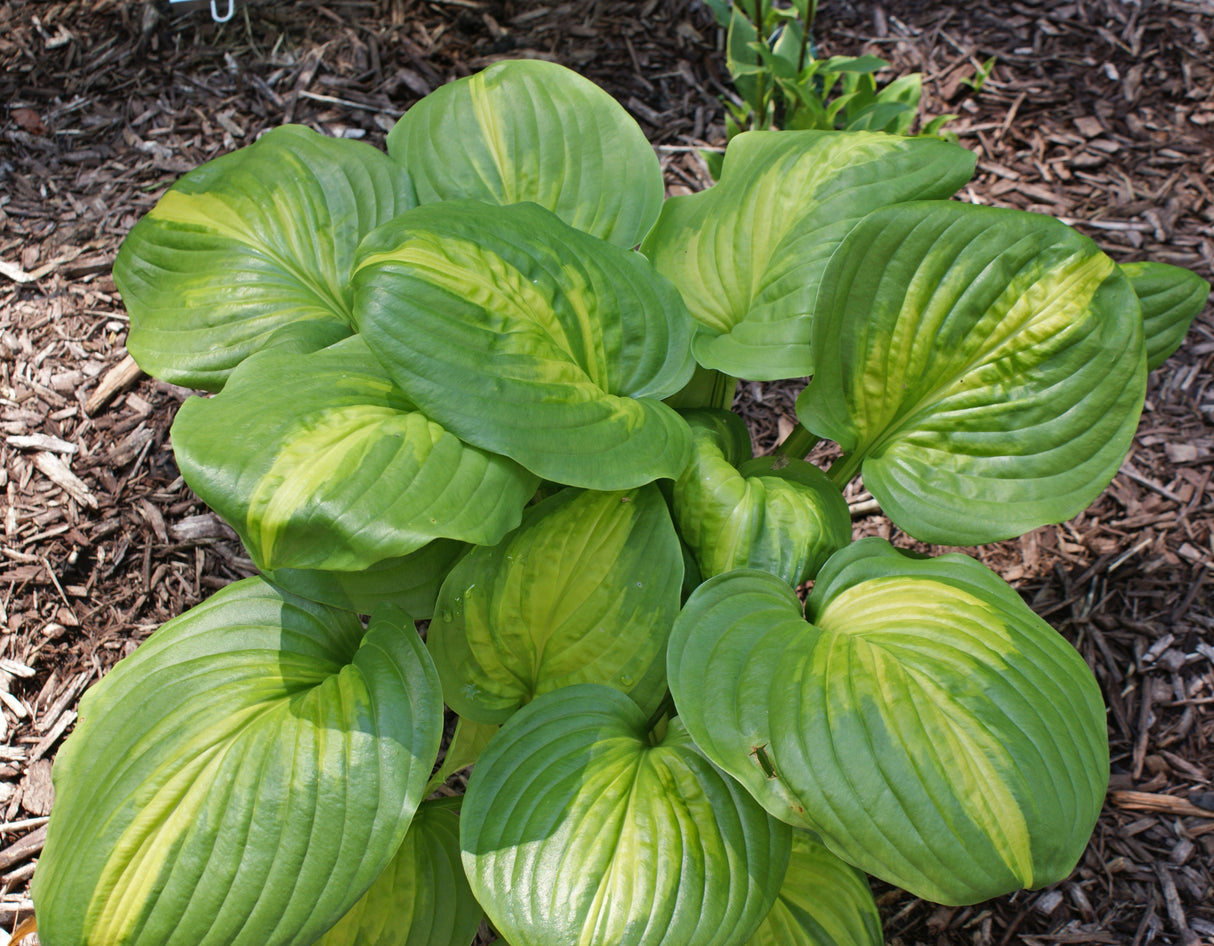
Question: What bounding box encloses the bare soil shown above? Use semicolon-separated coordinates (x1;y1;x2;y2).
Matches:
1;0;1211;943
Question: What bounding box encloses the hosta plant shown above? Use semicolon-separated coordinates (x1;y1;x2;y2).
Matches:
32;58;1208;946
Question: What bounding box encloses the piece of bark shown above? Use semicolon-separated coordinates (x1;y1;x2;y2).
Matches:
85;353;144;416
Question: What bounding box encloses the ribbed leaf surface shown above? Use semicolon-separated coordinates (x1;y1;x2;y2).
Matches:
386;59;663;248
428;485;682;723
668;539;1109;905
745;831;882;946
33;578;444;946
1120;260;1209;370
315;802;481;946
354;200;694;489
641;130;976;379
797;201;1146;545
171;337;537;573
116;125;414;390
460;685;791;946
672;410;851;585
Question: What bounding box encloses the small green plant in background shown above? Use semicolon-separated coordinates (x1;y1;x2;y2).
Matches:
28;59;1209;946
700;0;957;176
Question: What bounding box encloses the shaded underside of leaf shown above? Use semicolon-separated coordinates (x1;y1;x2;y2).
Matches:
428;485;683;723
386;58;663;249
353;200;694;489
461;685;791;946
170;337;537;573
33;578;444;946
641;130;977;379
116;125;415;390
797;201;1146;545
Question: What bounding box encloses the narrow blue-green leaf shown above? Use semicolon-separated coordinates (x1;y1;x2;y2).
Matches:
171;336;537;573
354;200;695;489
428;485;683;724
461;685;791;946
797;201;1147;545
387;59;663;248
116;125;415;390
1120;260;1210;371
672;410;850;586
641;130;976;379
264;539;466;620
32;578;444;946
745;831;882;946
668;539;1109;905
315;802;481;946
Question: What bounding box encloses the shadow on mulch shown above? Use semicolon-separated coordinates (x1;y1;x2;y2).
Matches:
0;0;1211;943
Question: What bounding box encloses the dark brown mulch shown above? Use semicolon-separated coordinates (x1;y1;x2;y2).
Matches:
0;0;1211;943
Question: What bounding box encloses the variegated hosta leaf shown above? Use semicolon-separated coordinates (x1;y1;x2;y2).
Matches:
460;685;791;946
354;200;695;489
116;125;415;390
797;201;1147;546
264;538;466;620
315;802;481;946
32;578;444;946
386;58;663;248
745;831;882;946
672;410;851;586
668;539;1109;905
171;336;538;573
428;485;683;724
1120;260;1210;371
640;130;976;380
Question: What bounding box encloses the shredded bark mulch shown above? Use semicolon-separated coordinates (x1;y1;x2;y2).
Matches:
1;0;1211;943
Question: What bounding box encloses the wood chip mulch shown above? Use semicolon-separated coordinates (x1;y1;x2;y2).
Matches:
1;0;1211;944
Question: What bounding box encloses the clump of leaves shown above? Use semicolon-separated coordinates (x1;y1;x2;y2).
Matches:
701;0;957;178
31;59;1208;946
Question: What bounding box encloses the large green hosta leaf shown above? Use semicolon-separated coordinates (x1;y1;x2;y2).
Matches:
461;685;791;946
428;485;682;724
672;410;850;586
171;337;537;574
668;539;1109;905
797;201;1146;545
640;131;976;380
1120;260;1210;371
745;831;882;946
116;125;415;390
354;200;695;489
33;577;444;946
386;58;663;249
315;802;481;946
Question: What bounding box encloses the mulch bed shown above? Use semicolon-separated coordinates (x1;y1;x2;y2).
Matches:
1;0;1211;943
